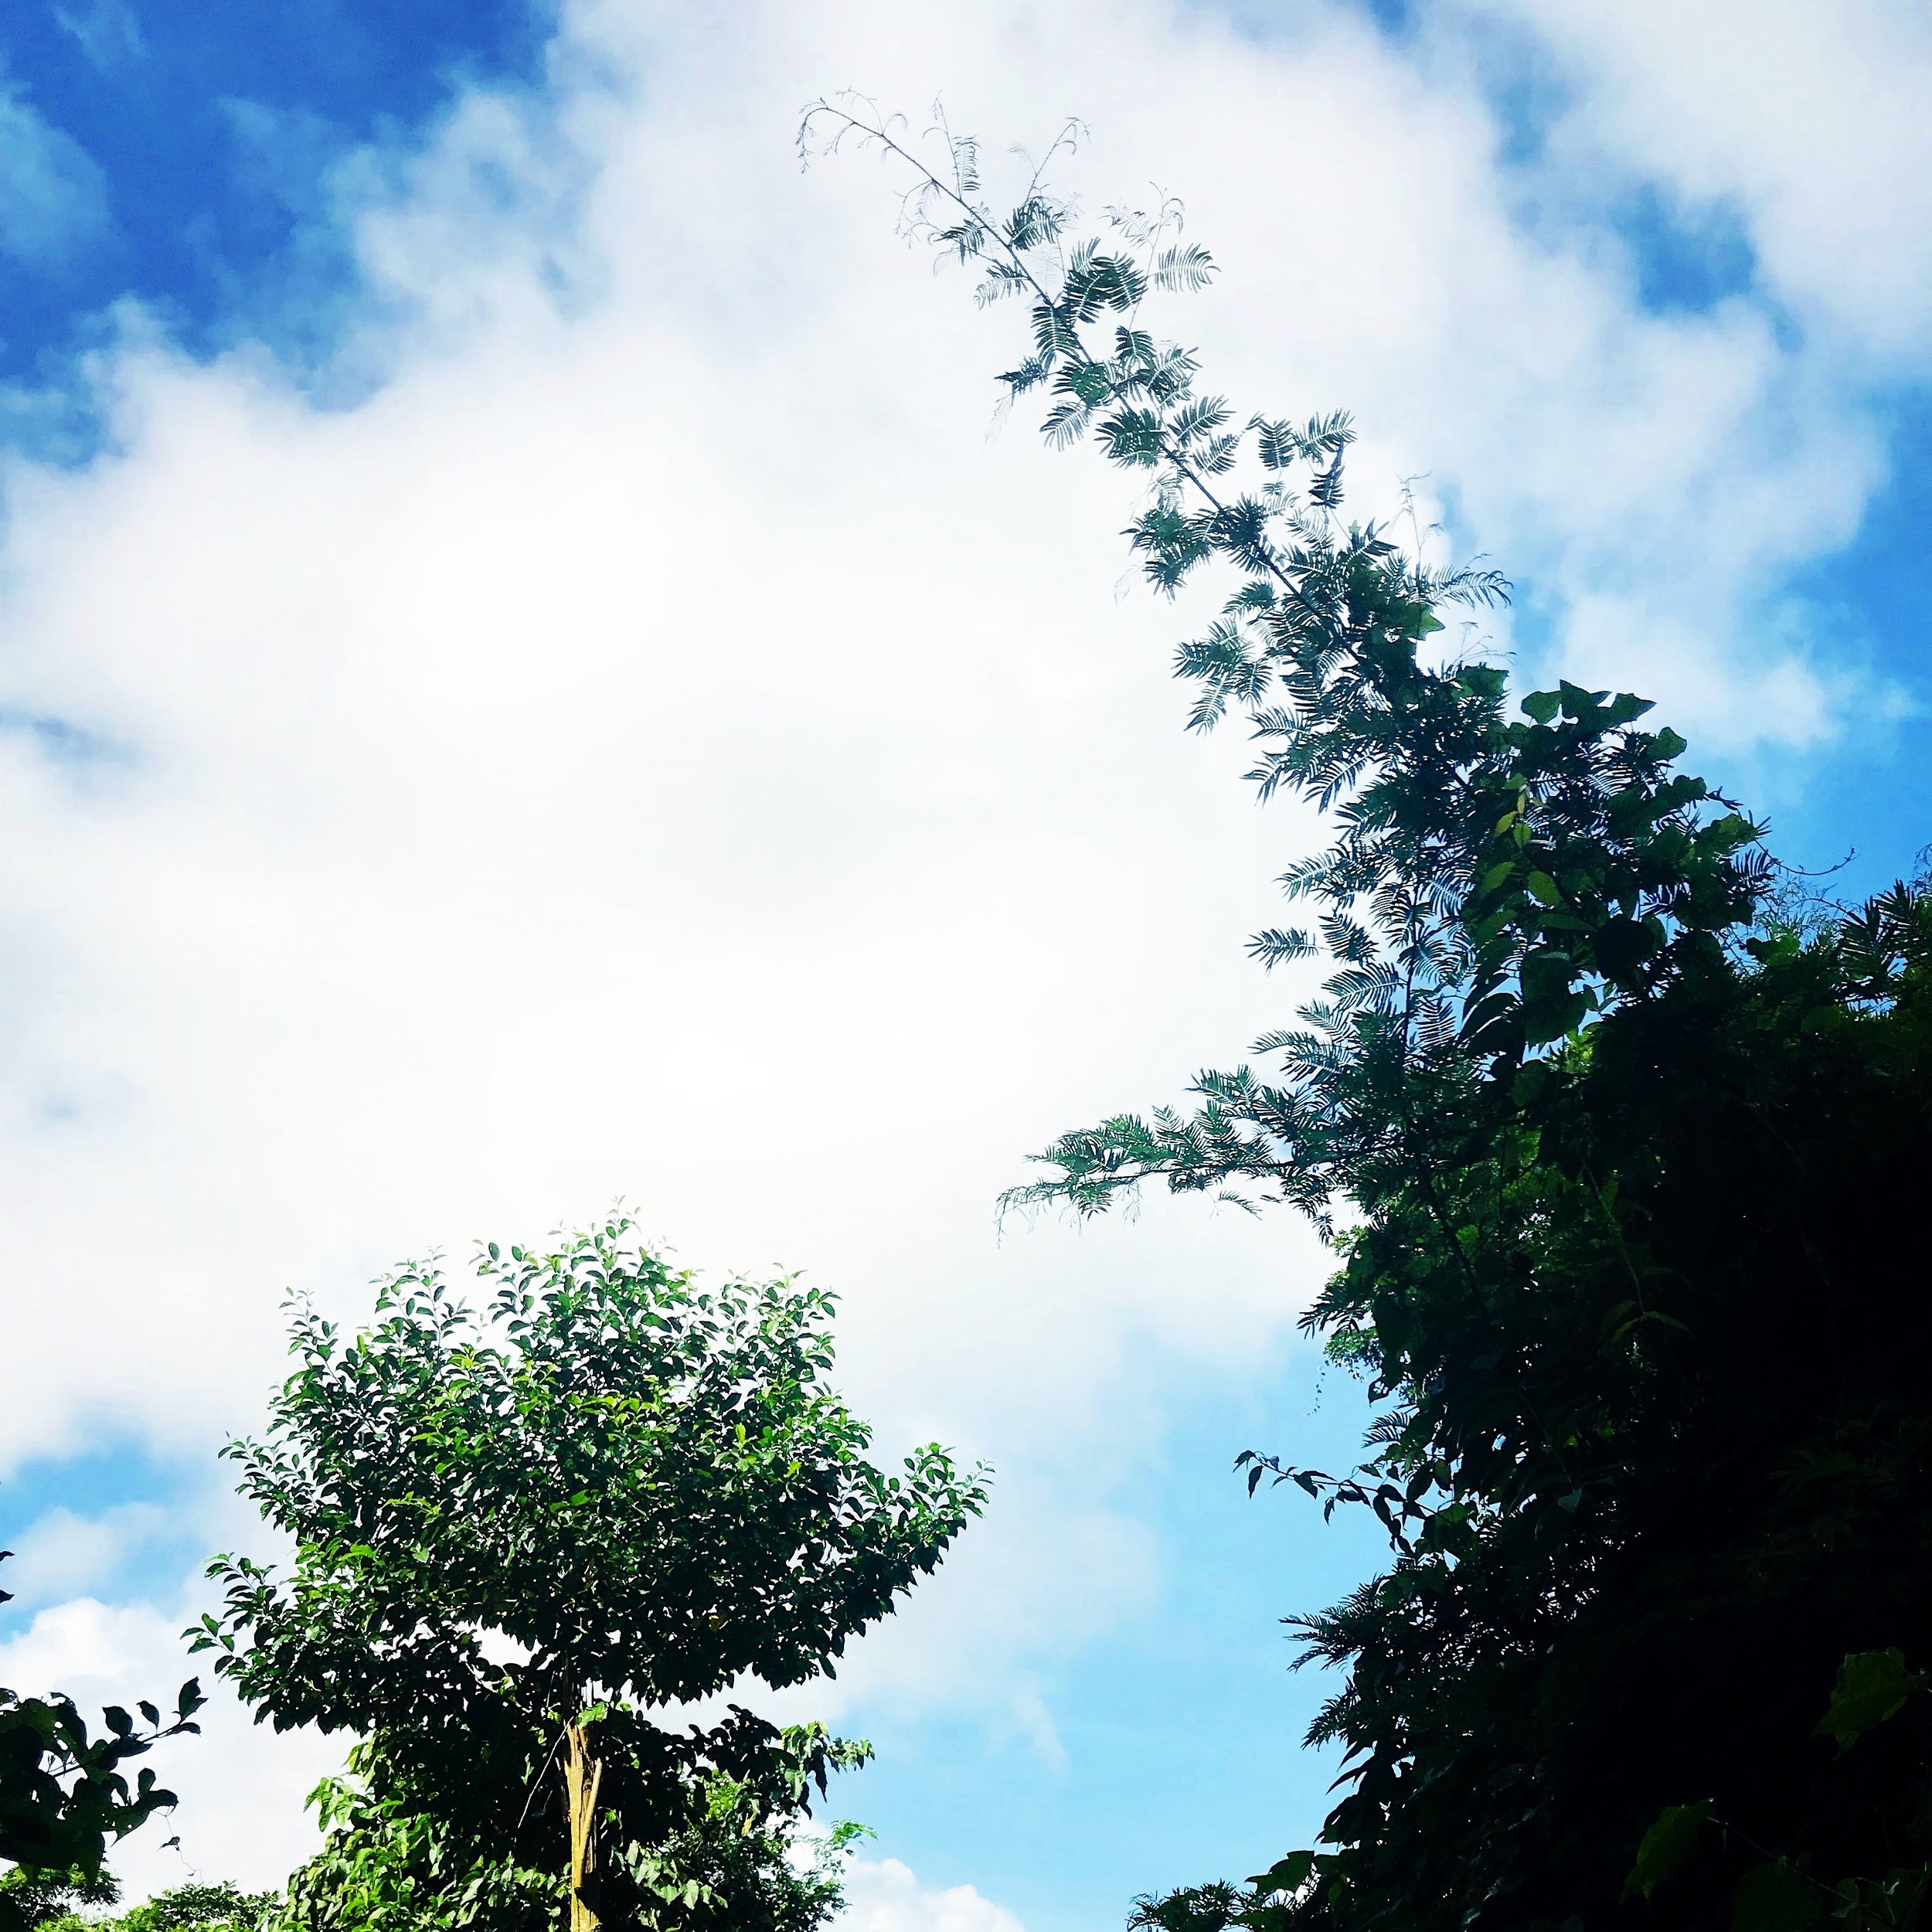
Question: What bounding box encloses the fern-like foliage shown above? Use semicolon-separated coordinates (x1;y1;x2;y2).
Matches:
803;93;1766;1233
808;97;1932;1932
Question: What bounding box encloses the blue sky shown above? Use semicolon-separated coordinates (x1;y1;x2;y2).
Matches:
1;0;544;393
9;0;1920;872
2;5;1929;1932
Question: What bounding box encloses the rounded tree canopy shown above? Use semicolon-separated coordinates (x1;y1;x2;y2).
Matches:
193;1217;985;1818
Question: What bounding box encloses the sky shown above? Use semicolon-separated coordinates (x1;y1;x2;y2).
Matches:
0;2;1927;1929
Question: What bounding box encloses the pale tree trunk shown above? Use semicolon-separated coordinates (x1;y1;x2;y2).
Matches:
563;1723;603;1932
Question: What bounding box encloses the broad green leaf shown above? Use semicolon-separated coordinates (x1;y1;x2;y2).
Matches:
1624;1801;1711;1899
1250;1852;1315;1895
1815;1649;1929;1750
1732;1860;1826;1932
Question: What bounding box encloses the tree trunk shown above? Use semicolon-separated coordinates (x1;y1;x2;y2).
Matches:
563;1723;603;1932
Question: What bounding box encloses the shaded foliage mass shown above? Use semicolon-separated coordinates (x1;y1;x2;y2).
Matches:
805;97;1932;1932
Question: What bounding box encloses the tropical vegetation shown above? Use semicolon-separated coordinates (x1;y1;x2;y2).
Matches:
804;95;1932;1932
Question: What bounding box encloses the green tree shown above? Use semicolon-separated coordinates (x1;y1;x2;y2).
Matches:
112;1881;279;1932
808;100;1932;1932
0;1862;121;1932
1;1550;205;1932
193;1216;984;1932
3;1871;283;1932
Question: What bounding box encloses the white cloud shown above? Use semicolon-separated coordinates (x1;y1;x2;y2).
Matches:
837;1854;1026;1932
1472;0;1932;357
53;0;145;75
5;1504;174;1613
743;1475;1165;1767
0;1597;341;1896
0;77;110;267
2;0;1928;1899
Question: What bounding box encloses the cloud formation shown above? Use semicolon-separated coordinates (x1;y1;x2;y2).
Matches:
839;1856;1027;1932
1480;0;1932;357
0;75;110;268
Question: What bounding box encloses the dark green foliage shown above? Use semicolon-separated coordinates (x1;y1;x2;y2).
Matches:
1624;1807;1713;1903
195;1216;985;1931
3;1873;278;1932
0;1688;202;1899
274;1733;862;1932
1624;1665;1932;1929
1;1553;204;1932
0;1863;121;1931
810;100;1932;1931
1817;1651;1932;1753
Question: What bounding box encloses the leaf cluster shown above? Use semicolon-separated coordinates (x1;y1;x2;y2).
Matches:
819;105;1932;1931
0;1862;121;1932
1624;1653;1932;1928
274;1731;859;1932
1;1576;205;1932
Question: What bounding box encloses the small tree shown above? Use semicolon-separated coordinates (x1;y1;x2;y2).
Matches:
194;1217;985;1932
809;100;1932;1932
